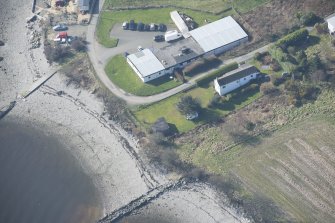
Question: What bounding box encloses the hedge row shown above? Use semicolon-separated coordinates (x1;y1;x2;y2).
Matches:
195;62;239;86
276;28;309;48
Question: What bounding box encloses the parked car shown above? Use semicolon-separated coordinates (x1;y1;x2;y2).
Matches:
137;46;144;51
158;23;166;32
122;21;129;30
186;112;198;120
129;20;136;30
53;24;67;31
150;23;157;31
137;22;144;31
153;35;164;42
56;31;68;39
67;36;78;43
144;24;150;31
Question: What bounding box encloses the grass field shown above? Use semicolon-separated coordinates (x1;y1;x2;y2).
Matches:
134;82;261;133
97;8;220;47
176;89;335;222
103;0;229;13
104;55;181;96
103;0;270;14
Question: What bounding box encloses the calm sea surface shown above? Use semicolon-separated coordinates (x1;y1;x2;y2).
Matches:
0;120;101;223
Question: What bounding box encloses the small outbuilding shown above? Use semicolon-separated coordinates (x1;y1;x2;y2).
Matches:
214;65;259;96
79;0;91;14
151;117;170;135
326;14;335;34
170;11;190;38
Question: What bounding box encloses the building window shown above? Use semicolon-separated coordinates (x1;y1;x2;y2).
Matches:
222;85;226;88
251;75;253;77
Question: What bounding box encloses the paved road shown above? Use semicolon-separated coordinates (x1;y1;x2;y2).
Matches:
86;1;272;105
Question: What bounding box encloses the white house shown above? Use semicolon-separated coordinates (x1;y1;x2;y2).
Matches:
126;49;173;83
214;65;260;96
326;15;335;34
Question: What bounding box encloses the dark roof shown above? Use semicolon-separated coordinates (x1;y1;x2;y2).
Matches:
79;0;90;11
173;49;200;64
151;117;170;134
216;65;259;86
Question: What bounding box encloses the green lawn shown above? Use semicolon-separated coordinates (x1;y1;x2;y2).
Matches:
232;0;270;13
97;8;220;48
105;55;182;96
134;82;261;133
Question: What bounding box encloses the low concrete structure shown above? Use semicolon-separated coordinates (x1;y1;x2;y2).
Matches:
214;65;259;96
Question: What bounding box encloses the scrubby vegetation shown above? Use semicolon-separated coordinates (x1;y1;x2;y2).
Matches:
195;62;238;86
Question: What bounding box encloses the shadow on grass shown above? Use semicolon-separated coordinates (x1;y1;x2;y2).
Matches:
145;75;176;86
193;108;222;123
167;123;179;135
184;58;223;78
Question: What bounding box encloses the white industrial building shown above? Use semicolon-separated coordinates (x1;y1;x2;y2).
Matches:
127;16;248;83
127;49;173;82
214;65;259;96
326;14;335;34
189;16;248;56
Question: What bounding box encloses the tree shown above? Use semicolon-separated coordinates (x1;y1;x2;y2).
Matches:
44;44;70;64
176;96;201;116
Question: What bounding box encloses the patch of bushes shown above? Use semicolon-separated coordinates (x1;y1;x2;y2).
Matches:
314;23;328;34
260;82;280;96
284;80;320;106
298;12;320;26
271;76;285;86
195;62;239;86
71;39;86;52
276;28;309;49
44;44;71;64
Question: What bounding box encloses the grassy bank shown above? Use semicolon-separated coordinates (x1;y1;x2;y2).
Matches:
104;55;181;96
134;81;261;133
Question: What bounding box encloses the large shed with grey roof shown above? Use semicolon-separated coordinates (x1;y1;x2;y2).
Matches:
126;49;168;82
189;16;248;56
